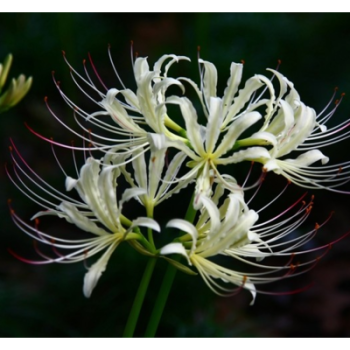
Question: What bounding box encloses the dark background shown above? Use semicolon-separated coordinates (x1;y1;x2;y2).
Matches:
1;13;350;337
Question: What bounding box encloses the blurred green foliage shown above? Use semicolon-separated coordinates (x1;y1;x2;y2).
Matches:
1;13;350;337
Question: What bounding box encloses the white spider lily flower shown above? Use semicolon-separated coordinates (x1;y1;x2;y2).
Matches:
241;72;350;191
147;58;308;207
161;193;259;304
160;186;336;305
45;51;189;158
151;96;270;208
194;60;350;195
7;142;160;297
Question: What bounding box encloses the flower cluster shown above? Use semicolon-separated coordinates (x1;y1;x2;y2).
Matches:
8;48;350;303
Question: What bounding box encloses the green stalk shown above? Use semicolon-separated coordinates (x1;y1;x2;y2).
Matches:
123;257;157;337
144;193;197;337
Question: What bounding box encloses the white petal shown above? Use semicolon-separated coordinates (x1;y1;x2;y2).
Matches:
131;217;160;233
193;161;211;209
263;159;280;172
277;104;316;157
119;89;140;110
201;210;259;258
199;59;218;103
222;62;243;117
160;243;190;264
205;97;223;154
286;149;329;167
200;195;221;234
157;152;187;199
79;159;118;232
58;201;108;236
214;111;262;157
83;243;118;298
249;131;277;147
246;281;257;306
98;166;120;228
120;187;147;212
153;77;185;96
167;219;198;255
65;176;77;191
166;96;206;156
264;99;294;136
148;133;167;150
217;147;271;165
101;89;144;133
148;147;166;200
224;76;264;127
132;148;148;190
134;57;150;80
153;54;188;75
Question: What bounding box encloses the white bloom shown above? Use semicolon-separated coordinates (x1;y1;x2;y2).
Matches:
148;59;308;206
160;185;332;304
7;142;159;297
247;74;350;191
46;51;189;158
161;191;259;303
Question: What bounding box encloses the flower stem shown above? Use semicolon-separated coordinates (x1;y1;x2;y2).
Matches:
144;193;197;337
123;257;157;337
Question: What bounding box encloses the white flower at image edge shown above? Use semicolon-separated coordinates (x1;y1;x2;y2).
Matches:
8;151;160;298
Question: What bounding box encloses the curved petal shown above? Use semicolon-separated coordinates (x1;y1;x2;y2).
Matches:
198;59;218;104
132;148;148;190
277;104;316;157
249;131;277;147
148;147;167;200
167;219;198;255
200;195;221;234
160;242;190;264
222;62;243;117
130;217;161;233
223;76;264;127
213;111;262;158
264;99;295;137
120;187;147;212
65;176;78;191
166;96;206;156
79;159;118;232
83;241;119;298
285;149;329;167
58;201;108;236
216;147;271;165
206;97;223;154
101;89;145;133
246;281;257;306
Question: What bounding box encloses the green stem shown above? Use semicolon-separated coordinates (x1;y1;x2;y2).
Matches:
123;257;157;337
144;193;197;337
144;260;177;337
